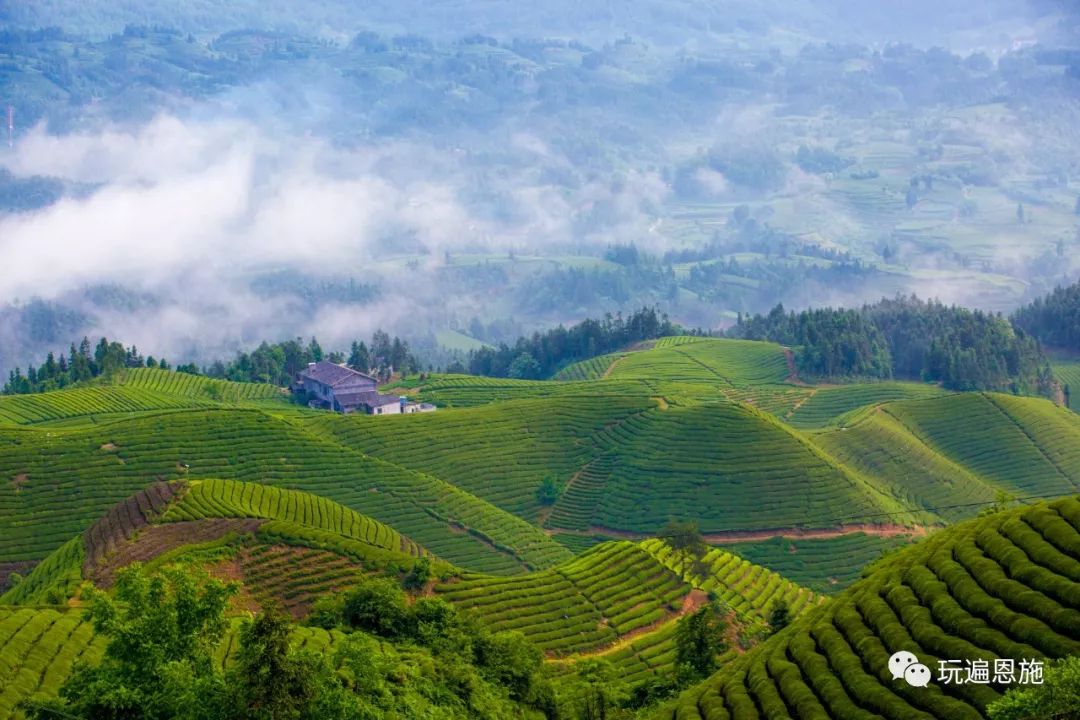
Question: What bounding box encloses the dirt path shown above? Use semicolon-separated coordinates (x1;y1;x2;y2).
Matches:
785;388;818;418
563;589;710;659
600;355;627;380
548;522;932;543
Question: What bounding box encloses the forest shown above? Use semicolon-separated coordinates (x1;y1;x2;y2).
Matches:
464;307;682;379
1012;278;1080;352
2;331;419;394
730;295;1056;395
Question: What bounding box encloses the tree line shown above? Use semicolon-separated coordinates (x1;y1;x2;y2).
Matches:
4;337;170;394
462;307;684;379
3;331;420;395
1011;279;1080;352
195;331;420;386
731;295;1055;396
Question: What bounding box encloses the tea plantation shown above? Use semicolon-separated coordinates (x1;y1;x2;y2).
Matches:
655;496;1080;720
3;338;1080;719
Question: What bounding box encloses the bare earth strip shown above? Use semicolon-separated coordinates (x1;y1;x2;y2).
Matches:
600;355;628;380
547;523;932;543
562;588;710;659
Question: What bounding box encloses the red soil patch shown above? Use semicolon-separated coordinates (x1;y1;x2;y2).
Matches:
91;518;264;587
0;560;37;591
83;482;187;576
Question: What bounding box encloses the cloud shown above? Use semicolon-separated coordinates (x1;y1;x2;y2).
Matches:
0;112;672;367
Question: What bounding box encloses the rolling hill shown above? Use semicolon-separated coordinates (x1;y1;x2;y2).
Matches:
2;338;1080;718
655;495;1080;720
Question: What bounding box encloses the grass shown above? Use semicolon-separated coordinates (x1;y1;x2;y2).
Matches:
656;496;1080;720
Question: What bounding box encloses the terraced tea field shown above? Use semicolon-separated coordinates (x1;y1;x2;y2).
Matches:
438;539;820;666
552;352;628;381
4;338;1080;719
163;479;416;555
305;395;655;521
0;386;217;425
582;402;907;533
726;533;919;594
657;495;1080;720
1051;359;1080;412
884;393;1080;498
4;480;435;611
437;541;691;656
117;368;283;402
0;409;570;575
603;339;792;387
641;539;823;623
0;607;107;720
784;382;949;429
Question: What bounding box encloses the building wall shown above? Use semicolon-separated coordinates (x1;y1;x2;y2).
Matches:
303;378;333;403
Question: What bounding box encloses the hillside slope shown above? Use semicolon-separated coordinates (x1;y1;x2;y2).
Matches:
0;408;572;576
656;496;1080;719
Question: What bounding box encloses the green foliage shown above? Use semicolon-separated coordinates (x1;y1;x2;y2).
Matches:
341;578;411;637
22;564;236;720
674;602;728;681
402;556;432;590
3;337;141;395
223;608;333;720
767;599;791;635
734;296;1055;395
508;353;543;380
467;307;678;379
311;576;554;717
661;519;707;575
1014;279;1080;352
536;476;561;506
987;656;1080;720
562;659;633;720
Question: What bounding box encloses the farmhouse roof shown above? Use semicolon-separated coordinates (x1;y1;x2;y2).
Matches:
300;361;376;387
335;390;400;409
